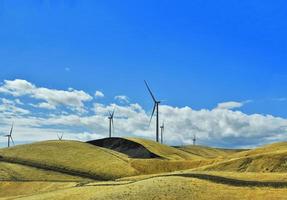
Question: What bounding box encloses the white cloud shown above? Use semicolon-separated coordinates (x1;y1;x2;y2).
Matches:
0;79;34;96
0;79;92;112
1;79;287;149
95;90;104;98
0;97;30;115
1;100;287;148
216;101;244;110
115;95;129;103
36;102;57;110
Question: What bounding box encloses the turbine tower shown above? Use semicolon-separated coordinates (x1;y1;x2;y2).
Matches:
108;109;115;138
5;123;15;148
192;134;196;146
145;80;161;143
160;122;164;144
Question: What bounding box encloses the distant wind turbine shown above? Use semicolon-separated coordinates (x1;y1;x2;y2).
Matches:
192;134;197;146
145;80;161;143
5;123;15;148
108;109;115;138
160;122;164;144
57;133;64;141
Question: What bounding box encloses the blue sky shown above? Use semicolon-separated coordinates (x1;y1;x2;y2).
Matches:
0;1;287;148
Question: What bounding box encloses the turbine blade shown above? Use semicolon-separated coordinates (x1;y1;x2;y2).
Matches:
111;108;115;118
149;104;156;125
144;80;157;102
9;123;14;136
10;136;15;146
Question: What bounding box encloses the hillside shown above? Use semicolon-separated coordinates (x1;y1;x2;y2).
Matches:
0;161;86;181
126;138;202;160
1;139;287;199
229;142;287;158
87;137;161;158
178;145;245;159
199;142;287;172
8;173;287;200
0;140;138;180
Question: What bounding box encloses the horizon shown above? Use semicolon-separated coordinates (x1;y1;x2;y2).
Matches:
1;1;287;148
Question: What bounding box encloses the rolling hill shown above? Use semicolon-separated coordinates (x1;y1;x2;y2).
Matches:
199;142;287;172
178;145;246;159
87;137;161;159
0;140;138;180
0;161;86;181
126;137;202;160
8;173;287;200
1;138;287;199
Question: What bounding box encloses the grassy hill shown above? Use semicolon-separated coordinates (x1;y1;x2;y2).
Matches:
0;181;77;199
1;139;287;199
87;137;161;159
7;172;287;200
0;140;138;180
229;142;287;158
0;138;217;181
126;138;202;160
0;161;86;181
198;142;287;172
178;145;245;159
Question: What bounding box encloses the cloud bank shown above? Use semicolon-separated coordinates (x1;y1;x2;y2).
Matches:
0;79;286;148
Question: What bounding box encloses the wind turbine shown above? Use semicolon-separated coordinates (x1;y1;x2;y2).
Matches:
108;109;115;138
145;80;161;143
5;123;15;148
160;122;164;144
57;133;64;141
192;134;197;146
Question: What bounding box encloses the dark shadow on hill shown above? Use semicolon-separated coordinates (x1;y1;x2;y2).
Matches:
87;138;161;159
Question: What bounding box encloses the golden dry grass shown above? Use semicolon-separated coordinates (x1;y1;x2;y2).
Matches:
229;142;287;158
6;176;287;200
130;159;216;174
179;145;245;158
0;161;86;181
0;182;77;199
1;139;287;200
0;140;138;180
126;137;201;160
200;149;287;172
